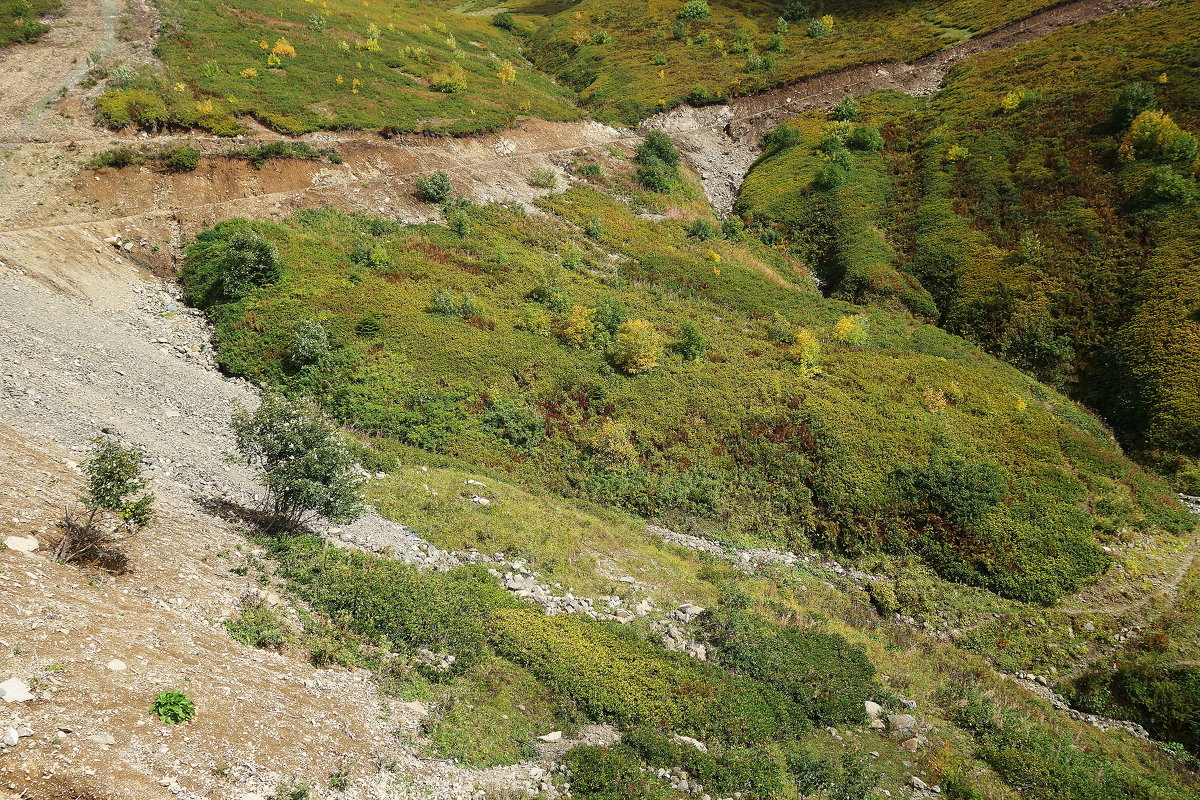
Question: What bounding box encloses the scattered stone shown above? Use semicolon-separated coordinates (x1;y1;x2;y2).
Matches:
2;728;18;747
537;731;563;742
886;714;916;733
106;660;127;671
911;776;929;791
671;734;708;752
86;732;116;745
3;535;37;553
0;679;33;703
864;700;882;718
899;736;922;752
469;495;491;505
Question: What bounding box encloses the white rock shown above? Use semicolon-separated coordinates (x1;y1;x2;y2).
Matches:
465;479;487;488
2;728;18;747
537;731;563;742
86;732;116;745
106;660;126;671
671;734;708;752
864;700;883;718
470;495;491;505
3;535;37;553
0;678;33;703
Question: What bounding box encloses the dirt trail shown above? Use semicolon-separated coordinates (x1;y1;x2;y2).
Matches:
649;0;1156;209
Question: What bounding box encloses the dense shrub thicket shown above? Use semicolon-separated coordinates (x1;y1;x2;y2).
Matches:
181;191;1190;604
737;0;1200;481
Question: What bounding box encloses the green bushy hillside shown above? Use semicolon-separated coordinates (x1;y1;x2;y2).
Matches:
736;0;1200;483
509;0;1064;123
96;0;576;135
180;169;1190;604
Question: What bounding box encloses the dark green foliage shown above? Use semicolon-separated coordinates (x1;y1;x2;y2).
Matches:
891;452;1004;526
1065;661;1200;756
415;170;453;203
687;218;716;241
634;132;681;192
676;321;706;360
482;399;546;448
781;0;810;22
593;297;628;336
231;394;366;528
355;312;384;337
1110;82;1156;129
638;131;680;171
700;595;879;726
150;691;196;725
181;220;283;305
491;11;515;31
1137;167;1196;209
847;125;884;151
564;745;662;799
287;319;332;369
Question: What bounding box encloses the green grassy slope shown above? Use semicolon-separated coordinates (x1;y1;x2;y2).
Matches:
736;0;1200;483
510;0;1065;124
96;0;577;135
179;158;1190;605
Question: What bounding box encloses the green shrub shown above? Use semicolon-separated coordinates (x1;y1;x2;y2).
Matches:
781;0;811;21
686;218;716;241
637;130;680;170
225;604;288;649
491;11;515;31
676;321;706;360
1110;82;1156;129
415;170;453;203
686;84;725;105
1136;167;1196;208
805;18;830;37
88;146;144;170
564;745;659;799
700;598;879;726
676;0;710;20
482;399;546;448
530;168;557;189
847;126;884;151
163;145;201;173
231;393;366;529
636;158;674;192
95;88;168;130
831;96;860;121
150;690;196;725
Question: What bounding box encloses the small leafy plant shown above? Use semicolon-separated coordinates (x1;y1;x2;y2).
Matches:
150;690;196;725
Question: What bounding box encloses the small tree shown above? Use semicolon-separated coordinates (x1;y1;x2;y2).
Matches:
788;328;821;376
55;438;155;572
218;229;283;301
832;315;868;346
677;0;710;20
231;395;366;530
610;319;662;374
287;319;331;369
830;96;860;121
1109;82;1155;130
414;170;452;203
676;321;706;360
